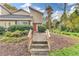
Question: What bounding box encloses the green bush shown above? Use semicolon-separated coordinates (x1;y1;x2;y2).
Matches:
38;25;46;32
0;36;27;43
21;30;29;35
5;31;12;37
5;30;29;37
8;25;33;32
0;26;5;35
10;30;21;37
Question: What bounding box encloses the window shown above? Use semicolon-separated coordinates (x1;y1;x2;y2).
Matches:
17;21;29;25
23;21;28;24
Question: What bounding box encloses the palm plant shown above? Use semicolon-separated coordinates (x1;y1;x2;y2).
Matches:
45;5;53;30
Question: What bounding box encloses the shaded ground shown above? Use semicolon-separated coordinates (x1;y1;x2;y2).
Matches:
0;40;30;56
50;33;79;50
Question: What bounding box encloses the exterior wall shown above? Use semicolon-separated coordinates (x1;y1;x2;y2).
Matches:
13;11;30;15
17;20;30;25
0;20;33;28
0;21;15;28
30;8;43;32
30;8;43;23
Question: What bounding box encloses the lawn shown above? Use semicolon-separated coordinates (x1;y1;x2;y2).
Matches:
49;44;79;56
52;29;79;39
49;29;79;56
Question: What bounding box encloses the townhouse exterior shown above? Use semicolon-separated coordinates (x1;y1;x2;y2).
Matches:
0;4;43;32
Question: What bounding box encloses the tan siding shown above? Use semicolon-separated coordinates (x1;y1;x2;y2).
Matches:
30;9;43;23
13;11;30;15
0;21;15;28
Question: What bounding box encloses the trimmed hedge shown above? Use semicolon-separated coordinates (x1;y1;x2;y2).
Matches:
38;25;46;32
8;25;33;32
0;26;5;35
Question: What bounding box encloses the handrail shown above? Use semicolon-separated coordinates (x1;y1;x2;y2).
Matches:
27;29;33;52
46;29;51;51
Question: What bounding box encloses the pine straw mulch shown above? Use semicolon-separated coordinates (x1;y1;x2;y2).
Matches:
50;33;79;50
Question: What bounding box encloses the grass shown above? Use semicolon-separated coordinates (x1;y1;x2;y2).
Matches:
52;29;79;39
49;29;79;56
49;44;79;56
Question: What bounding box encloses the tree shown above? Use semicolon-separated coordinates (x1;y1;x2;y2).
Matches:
59;3;68;31
4;3;17;12
68;10;79;32
67;3;79;32
45;5;53;30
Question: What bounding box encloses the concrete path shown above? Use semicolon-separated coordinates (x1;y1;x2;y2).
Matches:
30;33;49;56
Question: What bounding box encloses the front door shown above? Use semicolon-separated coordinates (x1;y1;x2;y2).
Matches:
33;23;37;32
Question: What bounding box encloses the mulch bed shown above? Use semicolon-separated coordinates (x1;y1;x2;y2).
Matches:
50;33;79;50
0;40;30;56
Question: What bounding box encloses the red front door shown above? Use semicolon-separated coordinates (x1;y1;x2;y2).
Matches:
33;23;37;32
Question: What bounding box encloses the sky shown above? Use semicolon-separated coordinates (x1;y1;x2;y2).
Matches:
9;3;76;20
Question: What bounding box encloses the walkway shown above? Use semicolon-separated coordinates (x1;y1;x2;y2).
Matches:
30;33;49;56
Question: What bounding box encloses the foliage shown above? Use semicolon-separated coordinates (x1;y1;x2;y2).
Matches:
0;36;27;43
4;3;17;10
52;29;79;37
58;10;79;32
8;25;32;32
45;5;53;29
38;25;46;32
0;26;5;35
10;30;22;37
5;30;29;37
49;44;79;56
5;31;12;37
21;30;29;35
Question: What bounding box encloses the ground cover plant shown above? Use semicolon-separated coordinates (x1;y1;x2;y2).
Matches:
49;44;79;56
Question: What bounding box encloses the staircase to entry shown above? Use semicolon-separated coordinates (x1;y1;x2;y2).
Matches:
30;33;49;56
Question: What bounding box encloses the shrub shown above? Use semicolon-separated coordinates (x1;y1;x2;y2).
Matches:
5;31;12;37
38;25;46;32
21;30;29;35
0;26;5;35
8;25;33;32
0;36;27;43
4;30;29;37
10;30;21;37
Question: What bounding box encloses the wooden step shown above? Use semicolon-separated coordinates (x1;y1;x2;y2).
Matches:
32;44;48;46
32;41;47;44
31;48;49;52
31;51;48;56
31;45;48;49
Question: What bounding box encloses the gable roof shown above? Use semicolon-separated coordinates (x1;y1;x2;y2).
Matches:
29;7;43;15
0;4;12;14
13;9;30;14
